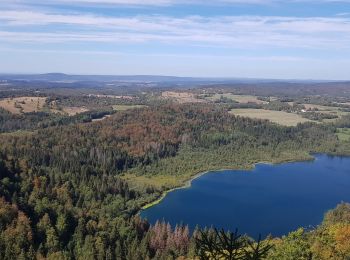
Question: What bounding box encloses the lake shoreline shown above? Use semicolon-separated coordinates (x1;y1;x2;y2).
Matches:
140;170;208;210
140;153;350;238
139;154;316;212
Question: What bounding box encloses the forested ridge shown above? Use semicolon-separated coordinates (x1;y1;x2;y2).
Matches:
0;107;112;133
1;103;350;259
1;104;346;174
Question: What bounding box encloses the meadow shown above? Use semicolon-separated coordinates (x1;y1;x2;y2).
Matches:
60;106;89;115
303;104;349;117
0;96;47;114
337;128;350;141
206;93;269;104
229;108;312;126
161;91;204;103
112;104;147;111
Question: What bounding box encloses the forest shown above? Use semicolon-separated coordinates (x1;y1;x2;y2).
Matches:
0;100;350;259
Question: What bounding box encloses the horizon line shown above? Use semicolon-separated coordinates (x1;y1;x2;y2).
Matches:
0;72;349;82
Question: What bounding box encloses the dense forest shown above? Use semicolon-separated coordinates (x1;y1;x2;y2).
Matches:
0;108;114;133
1;102;350;259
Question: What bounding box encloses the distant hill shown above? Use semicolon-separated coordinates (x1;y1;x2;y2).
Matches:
0;73;211;83
0;73;342;84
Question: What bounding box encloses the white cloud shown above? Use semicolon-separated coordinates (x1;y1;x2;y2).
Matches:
1;0;350;78
5;0;350;7
1;0;274;7
0;10;350;49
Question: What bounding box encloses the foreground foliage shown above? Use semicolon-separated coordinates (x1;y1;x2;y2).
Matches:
195;229;272;260
268;203;350;260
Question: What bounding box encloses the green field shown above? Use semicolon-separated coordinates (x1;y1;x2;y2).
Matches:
112;104;147;111
230;108;312;126
206;93;267;104
303;104;350;119
337;128;350;142
0;96;47;114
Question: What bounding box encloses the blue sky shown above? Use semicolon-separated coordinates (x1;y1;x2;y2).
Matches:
1;0;350;79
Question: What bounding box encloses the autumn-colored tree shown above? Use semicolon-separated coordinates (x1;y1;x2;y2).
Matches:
1;211;34;259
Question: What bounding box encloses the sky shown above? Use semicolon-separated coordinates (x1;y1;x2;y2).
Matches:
1;0;350;79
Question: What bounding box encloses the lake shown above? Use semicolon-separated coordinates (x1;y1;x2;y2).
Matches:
140;154;350;239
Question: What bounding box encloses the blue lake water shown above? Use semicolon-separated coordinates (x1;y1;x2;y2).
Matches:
141;154;350;239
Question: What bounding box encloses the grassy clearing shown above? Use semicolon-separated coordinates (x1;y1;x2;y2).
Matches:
0;97;90;116
302;104;350;123
139;170;209;210
62;107;89;116
336;102;350;106
51;106;89;116
48;99;89;116
303;104;350;117
206;93;268;104
122;173;180;190
337;128;350;142
0;130;34;137
230;109;312;126
112;105;147;111
0;97;47;114
161;91;204;103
